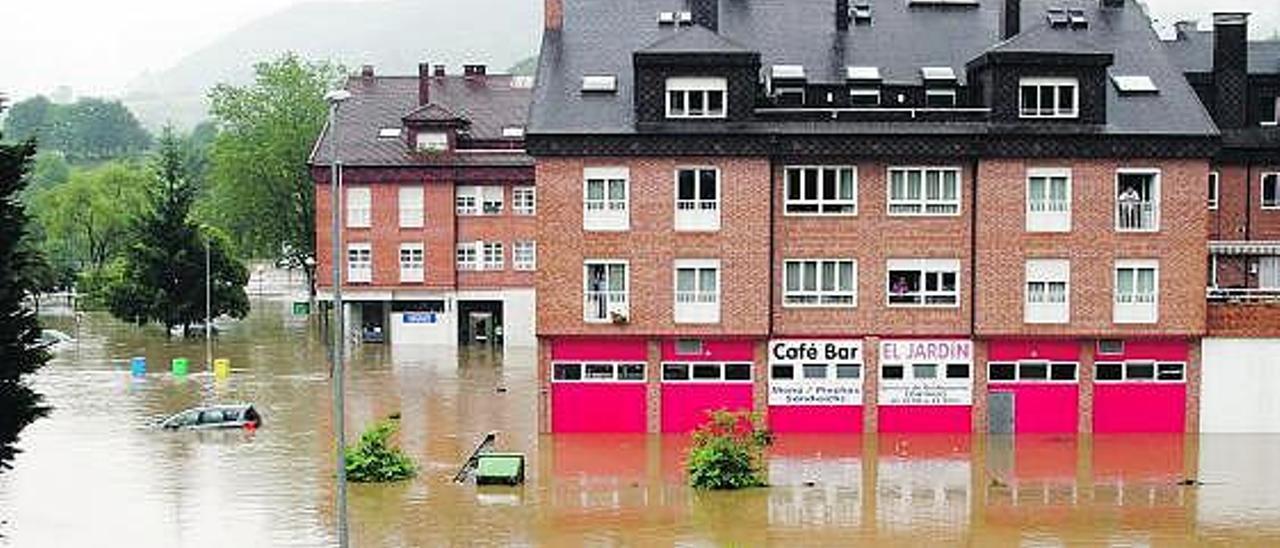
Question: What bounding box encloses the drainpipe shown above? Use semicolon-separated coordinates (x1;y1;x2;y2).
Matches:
768;158;777;340
968;158;979;339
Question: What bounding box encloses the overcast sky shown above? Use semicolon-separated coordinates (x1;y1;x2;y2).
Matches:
1;0;1277;101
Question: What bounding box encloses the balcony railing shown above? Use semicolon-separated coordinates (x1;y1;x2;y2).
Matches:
584;291;628;322
676;200;718;211
675;291;719;304
1207;287;1280;303
1116;201;1158;231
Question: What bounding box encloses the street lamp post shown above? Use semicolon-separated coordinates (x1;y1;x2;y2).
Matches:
324;88;352;548
205;233;212;370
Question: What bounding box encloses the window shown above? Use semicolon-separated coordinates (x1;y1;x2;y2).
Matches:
399;186;424;228
666;77;727;119
584;260;628;322
1026;168;1071;232
674;259;720;324
456;186;504;216
675;168;720;231
883;362;968;380
784;166;857;215
887;258;960;307
347;243;372;283
455;243;478;271
850;88;880;107
1019;78;1079;118
675;339;703;356
1259;256;1280;290
482;242;504;270
1208;172;1219;210
378;128;402;139
783;259;857;307
513;186;536;215
399;243;424;283
584;167;629;231
416;132;448;152
1116;169;1160;231
662;362;753;382
1263;173;1280;209
1095;361;1185;383
925;88;956;108
1097;339;1124;355
888;167;960;216
988;361;1078;382
346;187;371;228
1025;259;1069;324
513;241;536;271
552;362;646;383
1114;259;1158;324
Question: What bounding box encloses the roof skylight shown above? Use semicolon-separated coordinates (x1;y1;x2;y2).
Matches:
378;128;402;139
771;65;807;80
502;126;525;138
581;75;618;93
846;66;882;81
1112;75;1159;94
920;66;957;82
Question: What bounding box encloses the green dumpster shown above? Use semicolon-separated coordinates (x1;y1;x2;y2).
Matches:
475;453;525;486
171;357;189;376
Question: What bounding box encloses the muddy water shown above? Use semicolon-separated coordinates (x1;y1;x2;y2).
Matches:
3;303;1280;546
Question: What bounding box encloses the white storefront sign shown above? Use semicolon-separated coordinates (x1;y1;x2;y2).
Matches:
768;339;863;406
878;339;974;406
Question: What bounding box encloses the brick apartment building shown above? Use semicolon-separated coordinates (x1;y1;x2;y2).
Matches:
309;64;537;348
527;0;1232;434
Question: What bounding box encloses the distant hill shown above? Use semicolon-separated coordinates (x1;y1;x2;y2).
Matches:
122;0;542;129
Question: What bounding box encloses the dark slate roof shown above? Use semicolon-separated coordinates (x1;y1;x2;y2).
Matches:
639;24;753;55
1164;29;1280;75
530;0;1217;137
311;74;532;167
403;103;465;123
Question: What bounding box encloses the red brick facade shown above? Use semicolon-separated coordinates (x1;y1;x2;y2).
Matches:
1210;162;1280;241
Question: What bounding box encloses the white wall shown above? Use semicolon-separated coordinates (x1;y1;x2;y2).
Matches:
389;310;456;346
502;289;536;348
1201;338;1280;433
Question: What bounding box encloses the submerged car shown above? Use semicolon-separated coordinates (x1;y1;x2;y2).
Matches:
160;404;262;430
36;329;75;351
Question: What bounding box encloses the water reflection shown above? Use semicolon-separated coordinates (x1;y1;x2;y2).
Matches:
2;305;1280;545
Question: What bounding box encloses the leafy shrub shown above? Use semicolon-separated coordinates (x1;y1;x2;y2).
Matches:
345;418;417;483
687;410;772;490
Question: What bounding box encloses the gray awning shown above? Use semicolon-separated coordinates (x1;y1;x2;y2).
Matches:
1209;241;1280;255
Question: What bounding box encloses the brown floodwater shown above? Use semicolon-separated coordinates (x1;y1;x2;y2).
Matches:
4;302;1280;546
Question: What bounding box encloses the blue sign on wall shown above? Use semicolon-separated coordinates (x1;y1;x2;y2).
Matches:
403;312;438;324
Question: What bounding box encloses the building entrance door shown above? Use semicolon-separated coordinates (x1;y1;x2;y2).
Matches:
989;391;1015;434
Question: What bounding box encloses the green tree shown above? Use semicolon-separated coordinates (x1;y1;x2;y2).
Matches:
0;97;51;470
105;128;249;337
25;151;71;196
205;53;345;294
1;96;151;163
32;161;150;273
1;95;53;144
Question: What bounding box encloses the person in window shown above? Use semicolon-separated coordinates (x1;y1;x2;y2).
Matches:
891;275;911;296
1118;185;1142;228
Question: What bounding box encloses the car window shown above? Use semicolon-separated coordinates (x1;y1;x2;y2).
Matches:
198;410;224;424
223;409;240;421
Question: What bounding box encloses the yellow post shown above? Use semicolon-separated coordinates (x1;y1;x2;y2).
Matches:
214;358;231;379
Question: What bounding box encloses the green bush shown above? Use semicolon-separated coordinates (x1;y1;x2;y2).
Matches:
345;418;417;483
687;410;772;490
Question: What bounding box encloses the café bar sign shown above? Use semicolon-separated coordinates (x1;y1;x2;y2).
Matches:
768;339;863;406
879;339;974;406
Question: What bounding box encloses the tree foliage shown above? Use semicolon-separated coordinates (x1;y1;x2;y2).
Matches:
0;99;51;470
1;96;152;163
345;417;417;483
104;128;249;336
32;161;150;276
687;410;772;490
205;53;345;291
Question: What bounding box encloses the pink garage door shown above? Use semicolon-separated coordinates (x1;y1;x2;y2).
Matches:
878;406;972;433
660;362;754;433
770;406;863;433
1093;350;1188;433
987;340;1081;434
551;338;649;433
989;384;1079;433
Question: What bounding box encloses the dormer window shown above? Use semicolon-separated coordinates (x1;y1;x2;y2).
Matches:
666;77;727;119
1019;77;1079;119
925;89;956;108
850;88;880;107
416;131;448;152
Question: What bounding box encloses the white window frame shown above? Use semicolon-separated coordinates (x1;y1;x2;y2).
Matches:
416;131;448;152
1025;259;1070;324
583;167;630;231
456;186;503;216
455;243;479;271
482;242;504;271
583;260;629;323
399;243;424;283
886;258;961;308
1115;168;1161;232
455;186;479;216
674;167;721;231
398;186;424;228
887;167;961;216
1258;256;1280;290
661;362;754;383
513;186;536;216
1208;172;1219;210
1262;172;1280;210
1025;168;1072;232
1018;77;1080;119
665;77;728;119
347;243;372;283
481;186;504;215
1094;361;1186;384
783;166;858;216
987;361;1079;383
513;240;537;271
551;362;647;383
673;258;721;324
1113;259;1159;324
346;187;371;228
782;259;857;308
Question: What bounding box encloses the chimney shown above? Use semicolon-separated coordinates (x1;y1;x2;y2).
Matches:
1213;12;1249;128
836;0;850;32
545;0;563;31
464;64;487;78
418;62;430;105
1100;0;1123;8
1173;20;1197;41
691;0;718;32
1002;0;1020;40
434;64;446;77
360;64;375;81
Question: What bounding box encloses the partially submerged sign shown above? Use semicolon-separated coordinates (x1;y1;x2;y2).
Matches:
768;339;864;406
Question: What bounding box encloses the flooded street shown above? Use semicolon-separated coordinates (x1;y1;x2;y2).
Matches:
3;304;1280;546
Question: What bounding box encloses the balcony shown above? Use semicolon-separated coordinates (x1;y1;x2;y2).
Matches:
674;199;720;231
584;291;628;323
1115;201;1158;231
674;290;720;324
1206;287;1280;303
